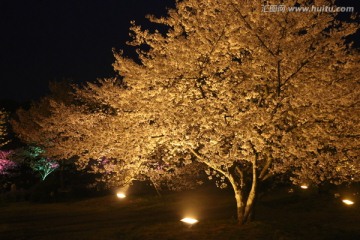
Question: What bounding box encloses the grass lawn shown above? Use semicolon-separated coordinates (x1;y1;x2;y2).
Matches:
0;186;359;240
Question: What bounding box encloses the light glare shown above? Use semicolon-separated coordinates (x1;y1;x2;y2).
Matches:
342;199;354;205
116;192;126;199
181;217;198;224
300;185;308;189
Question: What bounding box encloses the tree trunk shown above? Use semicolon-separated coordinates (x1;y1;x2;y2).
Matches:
243;185;256;223
149;178;162;197
234;189;246;225
243;158;257;222
229;174;247;225
60;160;65;189
153;183;162;197
234;187;257;225
231;158;258;225
192;149;258;225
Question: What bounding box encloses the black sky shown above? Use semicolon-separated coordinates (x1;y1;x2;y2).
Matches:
0;0;175;102
0;0;358;103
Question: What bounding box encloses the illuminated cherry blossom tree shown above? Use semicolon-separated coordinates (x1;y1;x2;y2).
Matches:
12;80;194;190
112;0;359;224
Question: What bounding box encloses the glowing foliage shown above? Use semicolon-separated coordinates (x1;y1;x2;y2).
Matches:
112;0;359;223
12;146;59;180
30;157;59;181
12;81;203;189
27;147;59;180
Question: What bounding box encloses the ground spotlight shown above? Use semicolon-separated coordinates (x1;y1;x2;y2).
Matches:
342;199;354;205
116;192;126;199
180;217;198;225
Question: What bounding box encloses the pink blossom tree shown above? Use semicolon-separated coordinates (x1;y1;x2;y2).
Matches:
0;150;17;175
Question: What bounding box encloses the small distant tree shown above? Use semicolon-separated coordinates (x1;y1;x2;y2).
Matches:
0;109;10;147
11;146;59;181
25;146;59;181
30;158;59;181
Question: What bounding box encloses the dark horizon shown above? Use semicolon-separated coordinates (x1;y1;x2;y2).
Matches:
0;0;175;103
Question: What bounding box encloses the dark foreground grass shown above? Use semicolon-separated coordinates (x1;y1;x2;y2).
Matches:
0;187;359;240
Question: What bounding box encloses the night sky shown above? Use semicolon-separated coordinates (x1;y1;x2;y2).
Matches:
0;0;175;103
0;0;358;103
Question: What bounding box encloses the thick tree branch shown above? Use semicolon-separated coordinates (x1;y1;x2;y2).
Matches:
259;156;272;180
235;165;245;188
188;147;229;178
244;154;257;221
281;52;317;87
